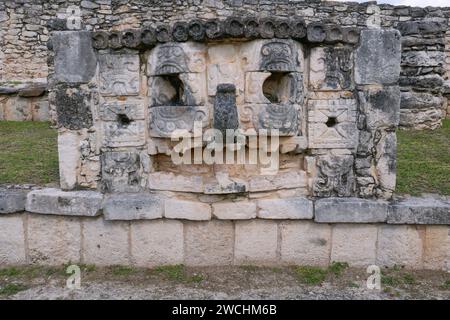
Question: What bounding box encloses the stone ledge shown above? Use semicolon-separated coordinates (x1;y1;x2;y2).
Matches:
387;196;450;225
103;193;163;220
25;188;103;216
315;197;388;223
0;189;28;214
257;197;313;219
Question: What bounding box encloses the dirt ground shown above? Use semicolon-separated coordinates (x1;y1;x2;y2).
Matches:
1;265;449;300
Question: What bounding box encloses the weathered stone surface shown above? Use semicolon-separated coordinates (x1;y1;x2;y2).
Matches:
0;189;27;214
98;54;140;96
26;188;103;216
131;220;183;267
53;31;97;83
54;85;94;130
402;51;446;68
102;120;146;148
83;217;130;266
280;221;331;266
165;199;211;221
249;171;307;192
400;92;444;110
28;215;81;265
315;197;388;223
0;215;25;265
423;226;449;270
308;99;358;149
213;201;256;220
307;23;326;43
374;131;397;197
376;225;423;269
397;20;447;36
388;197;450;225
213;84;239;141
58;130;80;190
400;108;443;130
257;197;313;219
399;74;444;90
103;193;163;220
148;172;204;193
355;29;401;85
235;220;278;264
101;152;142;193
358;86;400;130
313;155;355;197
331;224;378;266
184;220;234;266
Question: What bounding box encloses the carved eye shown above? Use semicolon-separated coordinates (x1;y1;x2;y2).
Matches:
262;46;270;56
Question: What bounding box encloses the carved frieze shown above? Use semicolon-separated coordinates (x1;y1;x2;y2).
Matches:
313;154;354;197
101;152;142;193
98;54;140;96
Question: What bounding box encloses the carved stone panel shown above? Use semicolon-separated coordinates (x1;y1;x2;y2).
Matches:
149;106;210;138
313;154;354;197
102;120;146;148
308;99;357;149
101;152;141;193
100;100;145;121
98;54;140;96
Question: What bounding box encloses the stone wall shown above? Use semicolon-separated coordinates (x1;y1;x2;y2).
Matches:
0;1;450;127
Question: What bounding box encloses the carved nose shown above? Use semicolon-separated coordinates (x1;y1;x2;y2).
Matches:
213;84;239;138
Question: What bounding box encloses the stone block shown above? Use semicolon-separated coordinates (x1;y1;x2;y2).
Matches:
99;100;145;121
103;193;163;220
358;86;400;130
98;53;140;96
400;92;444;110
315;197;388;223
376;225;423;269
0;215;26;265
402;51;446;67
331;224;378;267
257;197;313;219
355;29;401;85
184;220;234;266
82;217;130;266
4;96;32;121
53;31;97;83
313;155;355;197
26;188;103;216
28;215;81;265
423;226;449;270
58;130;80;190
32;99;50;121
165;199;211;221
131;220;183;267
101;152;142;193
54;85;95;130
212;201;256;220
235;220;278;264
148;172;204;193
280;221;331;266
388;197;450;225
0;189;27;214
249;171;307;192
102;120;146;148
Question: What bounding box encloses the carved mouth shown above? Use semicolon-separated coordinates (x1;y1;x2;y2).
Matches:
264;60;291;71
156;63;184;75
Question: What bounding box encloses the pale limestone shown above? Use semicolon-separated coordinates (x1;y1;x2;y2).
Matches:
0;215;25;265
257;197;313;219
331;224;378;267
212;201;256;220
28;215;81;265
131;220;183;267
423;226;449;270
82;217;130;266
249;171;307;192
184;220;234;266
234;220;278;265
280;221;331;266
58;130;80;190
148;172;204;193
165;199;211;221
377;225;423;269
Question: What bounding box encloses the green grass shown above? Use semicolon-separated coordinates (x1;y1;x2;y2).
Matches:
396;119;450;195
0;283;28;296
109;265;137;276
154;265;204;283
328;261;349;277
294;266;328;285
0;121;58;184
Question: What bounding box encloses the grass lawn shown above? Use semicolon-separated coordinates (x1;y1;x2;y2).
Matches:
0;121;59;185
396;119;450;196
0;120;449;195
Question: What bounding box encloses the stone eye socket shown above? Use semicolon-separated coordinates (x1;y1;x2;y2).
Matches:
325;117;337;128
117;114;132;127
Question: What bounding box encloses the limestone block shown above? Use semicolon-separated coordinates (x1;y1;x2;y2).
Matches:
184;220;234;266
358;86;400;130
307;99;358;149
331;224;378;266
102;120;146;148
207;62;243;97
149;106;209;138
28;215;81;265
315;197;388;223
257;197;313;219
213;201;256;220
58;130;80;190
355;29;401;85
249;171;307;192
309;46;353;91
313;154;355;197
54;85;95;130
0;189;27;214
165;199;211;221
400;108;443;130
180;73;207;106
245;71;271;103
98;53;140;96
26;188;103;216
101;152;142;193
280;221;331;266
375;132;397;195
53;31;97;83
148;172;204;193
235;220;278;264
400;92;444;110
388;197;450;225
83;217;130;266
0;215;26;265
103;193;163;220
377;225;423;269
402;51;446;67
423;226;449;270
399;74;444;90
32;99;50;121
99;100;145;121
131;220;184;267
4;96;32;121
